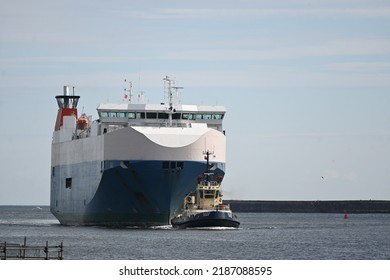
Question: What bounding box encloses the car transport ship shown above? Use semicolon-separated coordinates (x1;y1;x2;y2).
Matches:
50;77;227;226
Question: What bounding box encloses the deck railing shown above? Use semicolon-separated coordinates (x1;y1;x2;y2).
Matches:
0;238;64;260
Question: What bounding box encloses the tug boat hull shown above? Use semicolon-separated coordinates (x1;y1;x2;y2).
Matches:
171;210;240;229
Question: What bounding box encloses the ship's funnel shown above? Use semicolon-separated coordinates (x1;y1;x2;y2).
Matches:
56;86;79;109
54;86;80;131
63;86;70;96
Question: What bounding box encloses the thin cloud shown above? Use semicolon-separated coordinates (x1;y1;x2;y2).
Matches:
323;62;390;73
161;38;390;61
115;7;390;20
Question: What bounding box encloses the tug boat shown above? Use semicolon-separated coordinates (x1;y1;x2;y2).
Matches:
171;151;240;229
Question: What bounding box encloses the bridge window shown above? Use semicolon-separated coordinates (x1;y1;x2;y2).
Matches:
158;113;169;119
109;112;117;118
146;112;157;119
128;112;136;119
213;114;224;120
182;113;194;120
137;112;145;119
118;112;126;118
172;113;181;119
100;112;108;118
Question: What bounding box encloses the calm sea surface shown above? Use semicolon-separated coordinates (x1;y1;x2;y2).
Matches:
1;206;389;260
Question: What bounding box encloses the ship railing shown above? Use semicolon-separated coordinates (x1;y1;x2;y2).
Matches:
216;204;231;211
195;204;231;211
200;181;219;187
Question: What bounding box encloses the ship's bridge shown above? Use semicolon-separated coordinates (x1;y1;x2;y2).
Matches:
96;103;226;133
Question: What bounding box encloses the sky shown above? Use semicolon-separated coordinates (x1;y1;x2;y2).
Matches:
1;0;390;205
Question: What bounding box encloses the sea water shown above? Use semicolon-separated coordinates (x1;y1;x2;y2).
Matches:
1;206;389;260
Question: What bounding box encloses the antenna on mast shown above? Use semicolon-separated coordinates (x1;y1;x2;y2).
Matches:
124;79;133;103
203;149;215;179
173;86;184;105
163;76;184;126
163;76;184;107
163;76;173;109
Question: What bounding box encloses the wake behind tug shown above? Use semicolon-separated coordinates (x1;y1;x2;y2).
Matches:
171;151;240;229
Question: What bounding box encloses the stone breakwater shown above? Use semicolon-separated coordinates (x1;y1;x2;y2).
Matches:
225;200;390;213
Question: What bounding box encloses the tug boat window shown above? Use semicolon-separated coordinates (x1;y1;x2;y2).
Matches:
204;190;215;199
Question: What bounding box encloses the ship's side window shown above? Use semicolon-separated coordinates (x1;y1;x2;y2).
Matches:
177;162;184;169
203;114;212;120
65;178;72;189
162;161;184;169
118;112;126;118
128;112;136;119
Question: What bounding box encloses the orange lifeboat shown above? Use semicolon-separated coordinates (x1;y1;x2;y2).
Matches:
77;114;89;130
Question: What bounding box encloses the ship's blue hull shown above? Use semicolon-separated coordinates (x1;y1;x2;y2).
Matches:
50;160;225;226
